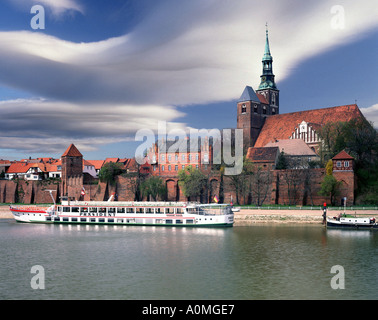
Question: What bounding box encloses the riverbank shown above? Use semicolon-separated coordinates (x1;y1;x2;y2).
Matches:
234;208;378;225
2;205;377;225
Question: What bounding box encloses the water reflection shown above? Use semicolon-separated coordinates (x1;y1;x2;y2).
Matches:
1;221;378;299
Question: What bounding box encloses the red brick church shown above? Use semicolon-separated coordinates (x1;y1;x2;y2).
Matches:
235;27;364;205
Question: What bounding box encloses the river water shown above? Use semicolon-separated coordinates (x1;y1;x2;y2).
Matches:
1;219;377;300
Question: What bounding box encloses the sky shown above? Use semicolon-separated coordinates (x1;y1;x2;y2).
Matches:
0;0;377;161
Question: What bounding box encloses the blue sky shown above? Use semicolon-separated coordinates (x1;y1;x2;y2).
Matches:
0;0;377;161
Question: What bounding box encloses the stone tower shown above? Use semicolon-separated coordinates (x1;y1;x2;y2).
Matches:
61;143;83;198
237;25;279;148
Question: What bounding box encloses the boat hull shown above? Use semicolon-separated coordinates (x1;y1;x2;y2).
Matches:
326;217;378;230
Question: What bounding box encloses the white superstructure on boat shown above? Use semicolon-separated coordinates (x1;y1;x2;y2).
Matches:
10;200;234;227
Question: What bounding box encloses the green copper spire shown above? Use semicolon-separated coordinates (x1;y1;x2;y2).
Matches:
263;23;272;61
258;23;277;90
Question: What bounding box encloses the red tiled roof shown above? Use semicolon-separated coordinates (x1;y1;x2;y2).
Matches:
6;162;32;173
87;160;104;170
62;144;83;157
332;150;354;160
254;104;364;147
256;93;269;104
246;147;279;163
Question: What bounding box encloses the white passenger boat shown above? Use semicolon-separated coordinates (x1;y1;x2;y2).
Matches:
10;200;234;227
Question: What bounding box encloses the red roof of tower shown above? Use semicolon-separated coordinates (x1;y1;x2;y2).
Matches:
61;144;83;157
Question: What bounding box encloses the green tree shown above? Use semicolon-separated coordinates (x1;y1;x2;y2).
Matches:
178;166;207;201
325;159;333;176
98;162;125;186
318;175;341;206
276;151;288;170
140;176;166;201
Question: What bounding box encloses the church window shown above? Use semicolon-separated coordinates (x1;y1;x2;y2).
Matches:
241;104;246;114
254;105;258;113
263;106;267;115
272;93;276;106
272;108;276;115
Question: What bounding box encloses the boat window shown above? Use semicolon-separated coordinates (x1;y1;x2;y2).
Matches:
117;219;124;223
146;208;153;213
57;206;62;212
166;208;170;213
89;207;97;213
99;218;105;223
80;207;88;213
80;218;86;222
90;218;96;222
71;207;79;213
63;217;69;222
71;218;77;222
136;208;144;214
176;220;183;224
54;217;60;221
177;208;182;214
108;208;116;214
187;220;194;224
156;208;161;213
108;219;114;223
118;208;125;213
166;219;173;224
99;208;106;214
63;207;70;213
126;208;134;213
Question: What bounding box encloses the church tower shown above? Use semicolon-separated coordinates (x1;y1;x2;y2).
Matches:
237;25;279;148
256;25;279;113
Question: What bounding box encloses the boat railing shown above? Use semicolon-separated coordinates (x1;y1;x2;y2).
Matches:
10;205;49;212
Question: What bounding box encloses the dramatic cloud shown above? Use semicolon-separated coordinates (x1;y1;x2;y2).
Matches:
361;104;378;128
0;99;186;153
0;0;377;155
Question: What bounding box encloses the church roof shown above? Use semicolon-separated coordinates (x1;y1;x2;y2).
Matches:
254;104;364;147
62;144;83;157
238;86;260;103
